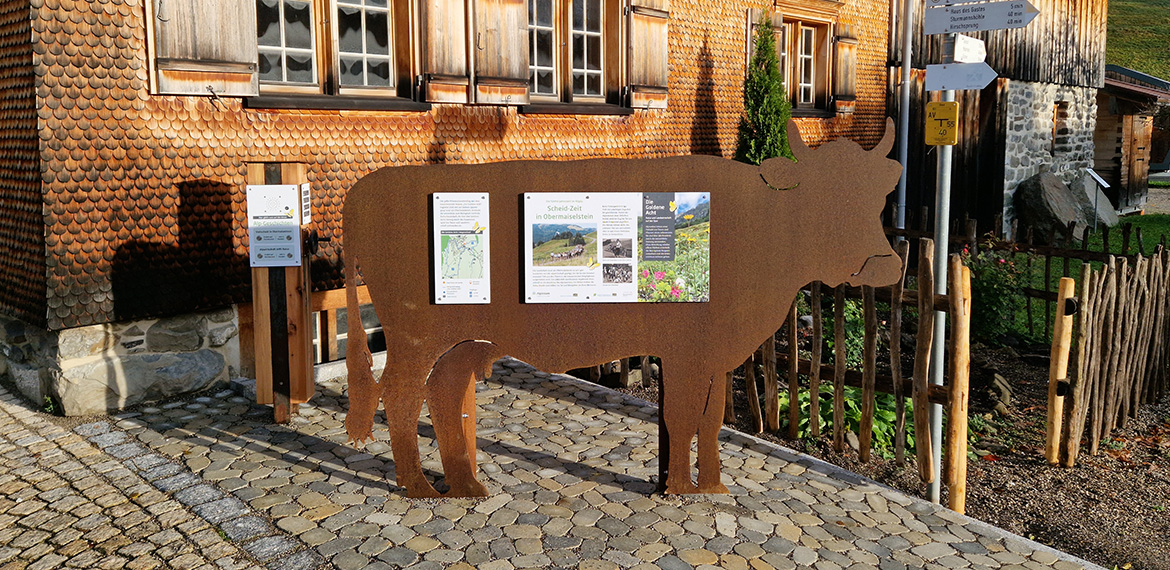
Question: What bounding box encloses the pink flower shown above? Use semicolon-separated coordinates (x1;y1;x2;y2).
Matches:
671;287;682;298
654;271;665;281
642;269;650;278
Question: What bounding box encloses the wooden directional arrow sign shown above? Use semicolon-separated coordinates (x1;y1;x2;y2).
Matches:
925;62;997;91
925;0;1039;35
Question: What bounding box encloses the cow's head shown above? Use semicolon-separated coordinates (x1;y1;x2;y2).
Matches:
758;119;904;289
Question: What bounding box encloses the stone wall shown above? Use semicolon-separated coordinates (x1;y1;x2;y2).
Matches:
0;307;240;416
1003;81;1099;225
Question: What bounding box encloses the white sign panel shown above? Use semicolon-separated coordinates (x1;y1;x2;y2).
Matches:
523;192;710;304
952;35;986;63
247;184;302;267
926;0;990;6
925;0;1039;35
432;193;491;304
300;182;312;224
925;62;998;91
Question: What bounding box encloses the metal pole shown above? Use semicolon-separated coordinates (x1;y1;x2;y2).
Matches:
928;32;956;505
895;0;916;229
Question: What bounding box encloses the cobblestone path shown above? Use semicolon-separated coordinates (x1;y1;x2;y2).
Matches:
2;359;1103;570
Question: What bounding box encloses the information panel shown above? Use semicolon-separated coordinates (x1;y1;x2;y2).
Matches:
432;193;491;304
247;184;302;267
524;192;710;303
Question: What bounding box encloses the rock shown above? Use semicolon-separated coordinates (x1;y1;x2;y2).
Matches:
846;431;860;451
1020;354;1050;368
1013;172;1092;242
231;377;258;401
146;315;205;352
1071;172;1119;229
208;324;239;348
122;325;144;337
797;315;813;330
55;349;226;416
57;326;115;360
991;374;1012;406
207;307;235;323
649;362;660;379
993;401;1011;417
10;363;45;404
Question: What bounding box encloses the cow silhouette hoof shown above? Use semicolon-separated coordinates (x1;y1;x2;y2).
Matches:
697;482;730;495
445;479;490;498
402;481;443;499
664;481;700;495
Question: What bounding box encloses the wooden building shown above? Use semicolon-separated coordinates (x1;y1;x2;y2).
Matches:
0;0;894;414
889;0;1108;232
1093;65;1170;213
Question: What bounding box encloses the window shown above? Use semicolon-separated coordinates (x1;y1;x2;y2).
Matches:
526;0;608;101
750;2;851;116
254;0;405;96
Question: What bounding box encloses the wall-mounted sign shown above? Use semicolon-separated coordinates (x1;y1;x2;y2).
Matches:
432;193;490;304
925;101;959;146
246;184;302;267
523;192;710;303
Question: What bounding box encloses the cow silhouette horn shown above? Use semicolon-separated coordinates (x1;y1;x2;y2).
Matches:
871;117;896;158
786;120;812;162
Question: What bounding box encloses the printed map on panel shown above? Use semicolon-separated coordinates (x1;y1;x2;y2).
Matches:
440;235;485;279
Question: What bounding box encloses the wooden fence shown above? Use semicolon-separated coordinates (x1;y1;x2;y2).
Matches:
1047;249;1170;466
725;239;974;512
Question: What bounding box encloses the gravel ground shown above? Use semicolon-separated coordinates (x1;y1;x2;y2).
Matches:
603;345;1170;570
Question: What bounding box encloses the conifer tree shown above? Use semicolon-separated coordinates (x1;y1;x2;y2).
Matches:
735;15;793;165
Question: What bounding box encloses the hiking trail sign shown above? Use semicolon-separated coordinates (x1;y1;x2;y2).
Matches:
924;0;1039;35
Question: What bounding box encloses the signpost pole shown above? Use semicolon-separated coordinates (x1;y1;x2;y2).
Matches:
928;34;956;505
895;0;916;230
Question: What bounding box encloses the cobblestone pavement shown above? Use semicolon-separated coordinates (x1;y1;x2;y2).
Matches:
2;359;1104;570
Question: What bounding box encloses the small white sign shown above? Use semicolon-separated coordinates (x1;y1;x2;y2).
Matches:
433;193;491;304
925;0;1039;35
952;35;986;63
300;182;312;225
247;184;302;267
925;62;998;91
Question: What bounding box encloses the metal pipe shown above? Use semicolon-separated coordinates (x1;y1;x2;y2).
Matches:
894;0;916;229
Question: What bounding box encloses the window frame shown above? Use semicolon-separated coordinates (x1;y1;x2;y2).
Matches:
332;0;398;95
527;0;610;104
766;1;842;116
256;0;412;99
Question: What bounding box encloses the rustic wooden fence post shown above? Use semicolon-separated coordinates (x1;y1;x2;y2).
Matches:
1045;277;1076;464
890;240;910;466
945;255;971;514
913;238;936;484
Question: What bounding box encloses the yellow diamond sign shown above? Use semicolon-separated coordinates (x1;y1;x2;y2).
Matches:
925;102;958;146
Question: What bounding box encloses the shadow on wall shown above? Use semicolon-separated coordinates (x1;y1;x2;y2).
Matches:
111;179;249;321
690;36;723;157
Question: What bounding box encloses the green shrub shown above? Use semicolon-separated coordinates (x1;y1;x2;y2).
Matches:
962;242;1027;343
735;14;793;165
778;384;914;459
824;298;866;368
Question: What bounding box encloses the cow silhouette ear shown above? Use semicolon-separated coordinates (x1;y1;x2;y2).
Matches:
871;117;896;158
787;120;812;163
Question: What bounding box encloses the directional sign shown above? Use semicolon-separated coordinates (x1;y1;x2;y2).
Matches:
925;102;959;146
925;62;997;91
925;0;990;6
925;0;1039;35
950;35;986;63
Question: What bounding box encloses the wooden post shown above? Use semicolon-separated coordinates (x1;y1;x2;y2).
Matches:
1061;264;1095;467
724;371;736;424
945;257;971;514
890;241;910;465
245;163;315;423
859;285;877;462
913;238;936;483
764;335;779;432
745;352;764;434
619;358;632;388
809;283;823;438
787;303;799;439
1044;277;1077;464
833;286;846;453
318;309;339;362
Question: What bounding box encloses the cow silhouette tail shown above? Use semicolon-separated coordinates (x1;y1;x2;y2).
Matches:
344;245;380;445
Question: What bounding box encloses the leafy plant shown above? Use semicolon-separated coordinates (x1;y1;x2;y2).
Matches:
42;396;55;415
778;384;914;459
735;14;793;165
961;239;1027;343
824;298;866;368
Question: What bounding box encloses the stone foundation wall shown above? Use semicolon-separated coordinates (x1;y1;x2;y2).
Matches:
0;307;240;416
1003;81;1099;226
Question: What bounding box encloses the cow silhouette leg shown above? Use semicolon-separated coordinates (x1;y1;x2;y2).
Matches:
661;381;700;494
696;375;730;494
426;341;497;497
384;367;442;498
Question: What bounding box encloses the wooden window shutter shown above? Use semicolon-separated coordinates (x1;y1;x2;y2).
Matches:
746;9;784;66
149;0;258;96
626;0;669;110
422;0;471;103
833;24;858;115
472;0;529;105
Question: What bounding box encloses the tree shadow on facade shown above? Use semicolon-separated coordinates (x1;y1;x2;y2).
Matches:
690;37;723;157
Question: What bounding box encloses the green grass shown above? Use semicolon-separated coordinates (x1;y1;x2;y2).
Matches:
532;231;599;266
1151;180;1170;189
1085;214;1170;256
1108;0;1170;80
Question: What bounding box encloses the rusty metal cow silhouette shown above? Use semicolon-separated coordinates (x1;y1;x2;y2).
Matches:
343;121;904;498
